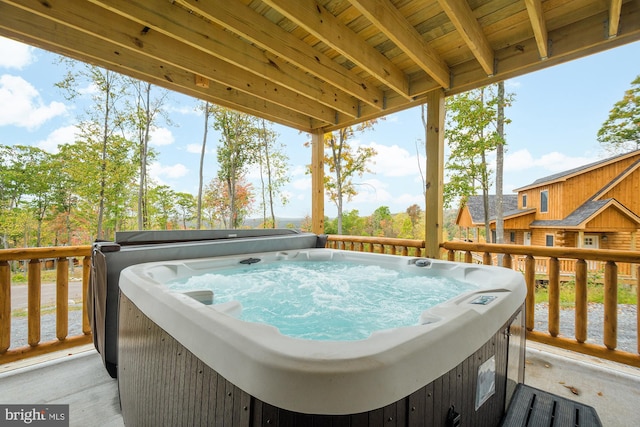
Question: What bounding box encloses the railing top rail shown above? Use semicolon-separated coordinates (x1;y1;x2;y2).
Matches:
326;234;424;248
0;245;92;262
441;241;640;264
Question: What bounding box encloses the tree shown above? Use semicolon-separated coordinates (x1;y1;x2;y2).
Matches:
369;206;392;237
203;177;255;228
257;119;290;228
56;62;130;239
147;185;177;230
495;81;507;248
212;107;260;228
126;80;170;229
173;192;196;229
196;101;213;229
444;84;513;242
310;123;377;234
597;75;640;155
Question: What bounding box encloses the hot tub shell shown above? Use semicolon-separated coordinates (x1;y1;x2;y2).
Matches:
89;229;326;378
116;244;526;426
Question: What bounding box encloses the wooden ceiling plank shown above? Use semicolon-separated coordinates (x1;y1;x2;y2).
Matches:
176;0;385;110
261;0;410;99
447;0;640;96
525;0;549;59
437;0;495;76
347;0;450;89
610;0;623;38
89;0;359;119
0;3;319;132
5;0;338;124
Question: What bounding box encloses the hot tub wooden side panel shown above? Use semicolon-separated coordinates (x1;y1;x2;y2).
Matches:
118;294;522;426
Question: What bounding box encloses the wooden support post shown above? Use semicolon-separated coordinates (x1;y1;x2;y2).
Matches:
28;259;41;346
424;90;445;259
311;130;324;235
56;257;69;341
0;260;10;353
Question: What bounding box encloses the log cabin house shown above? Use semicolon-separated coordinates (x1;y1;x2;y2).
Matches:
456;149;640;252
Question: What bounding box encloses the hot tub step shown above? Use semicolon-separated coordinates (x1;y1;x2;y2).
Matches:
501;383;602;427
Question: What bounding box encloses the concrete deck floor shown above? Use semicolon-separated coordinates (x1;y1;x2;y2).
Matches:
1;343;638;426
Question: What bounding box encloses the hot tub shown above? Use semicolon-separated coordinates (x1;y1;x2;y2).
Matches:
117;246;526;426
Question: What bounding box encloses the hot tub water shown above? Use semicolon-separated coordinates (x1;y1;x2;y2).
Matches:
168;260;478;341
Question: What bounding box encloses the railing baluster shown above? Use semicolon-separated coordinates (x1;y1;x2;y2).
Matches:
28;259;41;346
82;256;91;335
464;251;472;264
56;257;69;341
548;257;560;337
575;259;588;343
503;253;512;269
603;261;618;350
525;255;536;331
483;252;492;265
0;260;10;353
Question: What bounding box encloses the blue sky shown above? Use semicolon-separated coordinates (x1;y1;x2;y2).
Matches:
1;36;639;219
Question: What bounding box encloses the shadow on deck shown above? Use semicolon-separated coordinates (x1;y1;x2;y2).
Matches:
1;343;639;427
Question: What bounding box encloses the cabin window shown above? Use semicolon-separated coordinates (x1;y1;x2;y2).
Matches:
522;194;527;208
540;190;548;213
545;234;554;246
510;232;515;243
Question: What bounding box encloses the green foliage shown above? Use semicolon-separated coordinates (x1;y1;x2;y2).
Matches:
213;107;261;228
444;85;514;210
597;75;640;155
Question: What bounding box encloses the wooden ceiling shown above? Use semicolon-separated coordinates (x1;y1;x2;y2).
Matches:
1;0;639;133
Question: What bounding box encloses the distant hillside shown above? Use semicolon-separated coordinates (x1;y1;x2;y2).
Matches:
243;217;306;229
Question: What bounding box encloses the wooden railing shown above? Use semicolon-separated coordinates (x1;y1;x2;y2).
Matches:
328;235;640;368
1;239;639;369
0;246;93;364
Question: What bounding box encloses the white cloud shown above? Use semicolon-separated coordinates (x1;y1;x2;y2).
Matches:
149;127;175;146
0;38;36;69
36;125;79;153
0;75;67;129
292;176;311;191
186;143;205;154
504;149;599;173
363;141;422;177
149;162;189;184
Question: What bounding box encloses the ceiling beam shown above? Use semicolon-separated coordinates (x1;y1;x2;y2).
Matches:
437;0;495;76
176;0;385;110
609;0;623;38
0;2;319;131
347;0;451;89
5;0;338;125
524;0;549;60
89;0;360;119
261;0;410;99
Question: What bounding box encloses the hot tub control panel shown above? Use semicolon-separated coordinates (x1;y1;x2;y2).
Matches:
470;295;497;305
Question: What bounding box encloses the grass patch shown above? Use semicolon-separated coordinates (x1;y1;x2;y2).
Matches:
534;281;637;307
10;269;83;284
12;304;83;317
